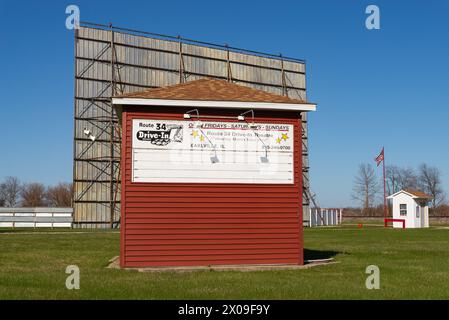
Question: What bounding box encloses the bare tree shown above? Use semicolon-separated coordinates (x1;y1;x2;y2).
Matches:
352;163;381;209
0;184;4;206
46;183;73;207
418;164;445;207
21;183;47;207
387;166;418;195
397;167;418;190
386;165;401;195
0;176;22;207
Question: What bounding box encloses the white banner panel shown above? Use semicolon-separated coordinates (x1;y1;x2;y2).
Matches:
131;119;294;184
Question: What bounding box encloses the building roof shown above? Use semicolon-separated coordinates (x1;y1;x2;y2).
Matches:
117;78;306;103
112;78;316;112
387;189;433;199
403;189;433;199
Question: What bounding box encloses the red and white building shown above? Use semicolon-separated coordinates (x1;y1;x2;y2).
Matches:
387;189;432;228
113;78;316;268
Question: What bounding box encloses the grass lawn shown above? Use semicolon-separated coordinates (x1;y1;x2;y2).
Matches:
1;226;449;299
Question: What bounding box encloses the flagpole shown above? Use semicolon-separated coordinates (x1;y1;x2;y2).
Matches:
383;148;387;219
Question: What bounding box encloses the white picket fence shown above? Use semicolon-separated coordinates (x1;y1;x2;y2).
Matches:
0;208;73;228
307;208;342;227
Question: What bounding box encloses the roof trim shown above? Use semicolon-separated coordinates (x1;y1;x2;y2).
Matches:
112;98;316;112
387;189;433;200
387;190;412;199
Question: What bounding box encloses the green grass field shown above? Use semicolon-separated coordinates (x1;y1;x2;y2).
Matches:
1;226;449;299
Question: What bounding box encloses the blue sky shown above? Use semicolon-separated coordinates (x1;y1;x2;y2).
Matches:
0;0;448;207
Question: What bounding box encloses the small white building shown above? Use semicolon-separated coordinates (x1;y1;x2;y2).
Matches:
387;189;432;228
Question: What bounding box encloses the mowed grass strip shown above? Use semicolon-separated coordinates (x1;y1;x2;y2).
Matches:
0;226;448;299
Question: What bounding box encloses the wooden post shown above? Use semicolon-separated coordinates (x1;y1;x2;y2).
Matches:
225;44;232;82
280;54;287;96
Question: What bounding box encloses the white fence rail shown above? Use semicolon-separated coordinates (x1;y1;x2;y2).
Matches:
0;208;73;228
307;208;342;227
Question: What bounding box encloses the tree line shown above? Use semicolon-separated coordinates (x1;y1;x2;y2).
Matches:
0;177;72;207
352;163;446;209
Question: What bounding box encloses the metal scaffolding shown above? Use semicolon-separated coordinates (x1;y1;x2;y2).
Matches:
73;22;310;228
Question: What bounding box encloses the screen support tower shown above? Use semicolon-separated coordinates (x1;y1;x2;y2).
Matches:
73;22;310;228
73;24;123;228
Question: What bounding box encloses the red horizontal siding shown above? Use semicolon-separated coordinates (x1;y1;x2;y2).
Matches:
126;218;299;224
125;213;299;219
126;233;299;240
120;106;303;267
126;243;300;250
125;207;298;213
125;259;299;268
126;186;301;192
126;253;299;262
126;228;299;235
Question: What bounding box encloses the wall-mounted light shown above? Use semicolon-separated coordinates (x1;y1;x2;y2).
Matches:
84;127;96;142
210;155;219;164
196;128;219;164
238;110;269;163
183;109;199;119
237;109;254;122
260;151;269;163
183;109;219;163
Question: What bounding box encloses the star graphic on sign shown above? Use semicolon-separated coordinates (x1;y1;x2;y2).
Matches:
276;137;282;144
191;130;199;138
281;133;289;141
200;135;205;142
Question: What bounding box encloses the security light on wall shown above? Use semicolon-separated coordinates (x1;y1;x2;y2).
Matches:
237;110;254;122
210;155;219;164
196;128;219;164
238;110;269;163
260;150;269;163
84;127;96;142
182;110;219;163
183;109;200;119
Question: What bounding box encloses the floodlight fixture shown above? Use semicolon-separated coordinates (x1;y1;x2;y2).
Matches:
237;109;254;122
183;109;200;120
83;127;96;141
238;110;270;162
210;155;220;164
260;150;269;163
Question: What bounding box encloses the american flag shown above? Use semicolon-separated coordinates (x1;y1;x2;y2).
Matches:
375;147;384;167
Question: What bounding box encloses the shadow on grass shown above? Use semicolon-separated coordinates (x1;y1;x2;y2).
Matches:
304;248;343;261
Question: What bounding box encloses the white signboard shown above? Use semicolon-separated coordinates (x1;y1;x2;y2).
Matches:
131;119;294;184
